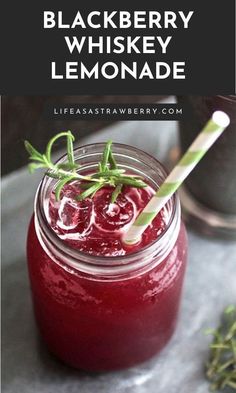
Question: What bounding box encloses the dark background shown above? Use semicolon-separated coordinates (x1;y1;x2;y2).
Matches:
2;95;165;176
1;1;235;95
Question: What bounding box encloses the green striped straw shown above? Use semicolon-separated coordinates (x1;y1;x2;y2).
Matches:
123;111;230;245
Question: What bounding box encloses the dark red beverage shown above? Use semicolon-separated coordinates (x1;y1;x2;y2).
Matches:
27;143;187;371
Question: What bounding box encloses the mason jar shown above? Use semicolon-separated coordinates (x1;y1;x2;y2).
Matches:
27;143;188;371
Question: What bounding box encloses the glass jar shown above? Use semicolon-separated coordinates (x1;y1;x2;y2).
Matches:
177;95;236;238
27;143;188;371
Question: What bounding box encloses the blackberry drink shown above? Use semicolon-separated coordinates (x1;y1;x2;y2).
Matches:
27;142;187;371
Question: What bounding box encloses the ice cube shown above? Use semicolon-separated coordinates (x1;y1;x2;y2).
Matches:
57;196;93;233
57;197;81;230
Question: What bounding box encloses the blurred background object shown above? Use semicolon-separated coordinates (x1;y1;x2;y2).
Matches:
178;96;236;238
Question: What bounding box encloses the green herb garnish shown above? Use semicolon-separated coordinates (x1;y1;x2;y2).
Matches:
205;305;236;391
24;131;146;202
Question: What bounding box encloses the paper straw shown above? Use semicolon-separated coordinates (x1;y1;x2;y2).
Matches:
123;111;230;245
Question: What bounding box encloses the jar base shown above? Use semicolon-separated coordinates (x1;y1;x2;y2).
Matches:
179;186;236;240
38;326;176;373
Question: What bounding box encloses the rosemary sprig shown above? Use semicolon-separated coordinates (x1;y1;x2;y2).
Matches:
25;131;146;202
205;305;236;391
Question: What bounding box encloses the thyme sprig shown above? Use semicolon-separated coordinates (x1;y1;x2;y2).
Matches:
24;131;147;202
205;305;236;391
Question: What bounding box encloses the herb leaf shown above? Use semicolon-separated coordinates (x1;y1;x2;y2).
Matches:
108;149;118;169
100;140;112;171
91;169;125;179
76;182;104;201
205;305;236;391
24;141;43;161
116;176;147;188
55;176;75;201
28;162;48;173
25;132;147;203
111;184;123;203
57;163;79;171
66;131;75;165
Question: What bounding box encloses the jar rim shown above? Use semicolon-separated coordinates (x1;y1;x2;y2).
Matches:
35;142;180;277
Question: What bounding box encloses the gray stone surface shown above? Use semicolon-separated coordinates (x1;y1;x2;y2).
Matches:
2;118;236;393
